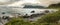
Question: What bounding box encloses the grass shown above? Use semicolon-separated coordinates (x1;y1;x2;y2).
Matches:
5;4;60;25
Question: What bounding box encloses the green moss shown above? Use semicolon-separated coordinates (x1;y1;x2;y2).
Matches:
5;17;32;25
5;10;60;25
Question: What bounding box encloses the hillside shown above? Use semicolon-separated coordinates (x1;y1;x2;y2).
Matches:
5;4;60;25
48;3;60;8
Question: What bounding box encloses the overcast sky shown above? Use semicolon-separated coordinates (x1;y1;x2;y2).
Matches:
0;0;60;7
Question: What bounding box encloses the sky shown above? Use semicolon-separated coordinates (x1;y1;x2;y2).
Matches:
0;0;60;7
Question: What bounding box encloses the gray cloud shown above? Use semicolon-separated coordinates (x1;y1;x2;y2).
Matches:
0;0;20;5
0;0;60;7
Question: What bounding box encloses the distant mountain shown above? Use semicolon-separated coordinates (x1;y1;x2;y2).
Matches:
23;4;46;8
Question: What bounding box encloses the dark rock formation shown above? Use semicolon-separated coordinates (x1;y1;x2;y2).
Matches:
31;10;35;13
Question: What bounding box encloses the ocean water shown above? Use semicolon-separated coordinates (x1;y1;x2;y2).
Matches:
0;6;58;17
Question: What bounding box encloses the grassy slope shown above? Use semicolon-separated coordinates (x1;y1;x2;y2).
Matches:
5;3;60;25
